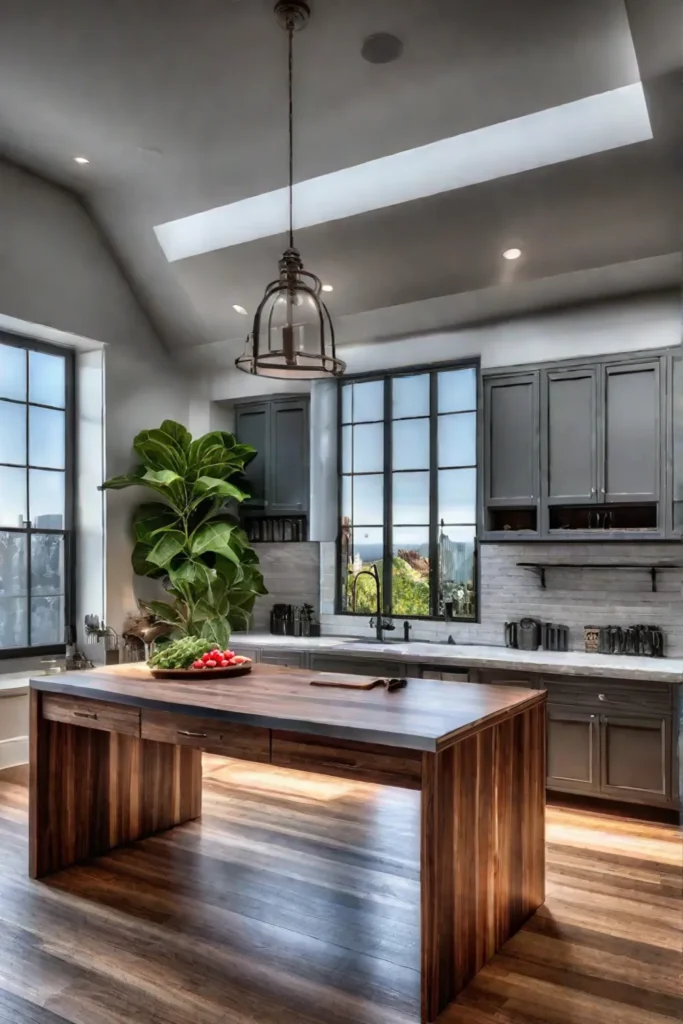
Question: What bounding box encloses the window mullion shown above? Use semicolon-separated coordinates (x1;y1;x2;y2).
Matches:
382;377;392;617
428;371;439;617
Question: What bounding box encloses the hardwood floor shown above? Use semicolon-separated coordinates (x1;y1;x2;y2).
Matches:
0;755;679;1023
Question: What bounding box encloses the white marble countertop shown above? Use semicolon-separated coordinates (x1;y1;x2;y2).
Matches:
232;633;683;682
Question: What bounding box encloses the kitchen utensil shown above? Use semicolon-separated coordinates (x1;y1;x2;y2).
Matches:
584;626;600;653
149;663;252;680
518;617;541;651
309;676;407;692
504;621;518;648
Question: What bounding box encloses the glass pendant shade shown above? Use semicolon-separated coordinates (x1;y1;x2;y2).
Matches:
236;248;345;379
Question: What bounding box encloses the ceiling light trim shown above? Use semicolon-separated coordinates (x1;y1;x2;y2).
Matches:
155;83;651;263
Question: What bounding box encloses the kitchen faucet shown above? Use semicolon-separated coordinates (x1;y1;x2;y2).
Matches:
351;563;395;642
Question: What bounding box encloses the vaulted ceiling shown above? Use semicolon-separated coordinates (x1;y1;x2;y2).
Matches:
0;0;680;354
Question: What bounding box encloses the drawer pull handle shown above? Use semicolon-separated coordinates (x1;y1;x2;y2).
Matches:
322;759;358;770
178;729;207;738
598;694;607;701
74;710;98;720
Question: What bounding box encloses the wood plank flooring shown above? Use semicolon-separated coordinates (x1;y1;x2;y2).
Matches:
0;756;680;1023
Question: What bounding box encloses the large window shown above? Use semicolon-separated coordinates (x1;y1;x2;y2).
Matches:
338;363;478;620
0;336;73;654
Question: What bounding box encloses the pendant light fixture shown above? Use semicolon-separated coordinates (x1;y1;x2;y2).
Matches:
235;0;345;379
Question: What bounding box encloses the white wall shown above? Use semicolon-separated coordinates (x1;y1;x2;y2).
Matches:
0;159;191;662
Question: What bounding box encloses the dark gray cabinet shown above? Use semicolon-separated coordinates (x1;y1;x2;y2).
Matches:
547;705;600;795
309;653;405;678
544;367;598;504
671;354;682;535
603;360;660;503
600;713;672;805
260;650;306;668
484;373;539;506
235;395;309;515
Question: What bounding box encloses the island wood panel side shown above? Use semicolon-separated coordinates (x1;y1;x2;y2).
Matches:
29;690;202;879
420;699;546;1023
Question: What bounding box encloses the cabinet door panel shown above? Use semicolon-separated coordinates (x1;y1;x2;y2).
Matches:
600;714;671;804
269;399;309;513
546;705;599;794
485;373;539;505
603;362;660;502
545;369;597;504
260;651;306;669
235;404;269;508
309;654;404;678
671;355;682;535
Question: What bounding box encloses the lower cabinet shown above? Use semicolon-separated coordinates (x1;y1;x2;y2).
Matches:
547;704;675;807
308;654;405;678
546;705;600;795
259;651;306;668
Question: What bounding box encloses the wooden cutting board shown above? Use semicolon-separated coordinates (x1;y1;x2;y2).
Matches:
309;675;386;690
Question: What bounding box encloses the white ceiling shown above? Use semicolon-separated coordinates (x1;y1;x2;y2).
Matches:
0;0;679;352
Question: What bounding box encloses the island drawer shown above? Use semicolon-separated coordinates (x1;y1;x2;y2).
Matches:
540;677;673;713
42;694;140;736
141;710;270;762
271;731;422;789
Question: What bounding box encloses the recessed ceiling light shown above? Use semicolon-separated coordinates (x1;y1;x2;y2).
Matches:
502;248;522;260
73;156;90;165
321;284;333;292
232;304;248;315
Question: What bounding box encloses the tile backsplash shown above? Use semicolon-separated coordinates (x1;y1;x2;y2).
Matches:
249;542;320;632
319;541;683;656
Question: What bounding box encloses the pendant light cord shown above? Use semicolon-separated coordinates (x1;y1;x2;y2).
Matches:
288;20;294;250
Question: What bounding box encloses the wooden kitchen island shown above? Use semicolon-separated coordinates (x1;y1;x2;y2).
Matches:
29;663;546;1023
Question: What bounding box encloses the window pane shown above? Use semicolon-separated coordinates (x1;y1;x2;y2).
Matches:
351;380;384;422
392;527;430;617
341;475;352;524
31;595;64;645
29;350;66;408
0;532;27;596
353;474;383;525
0;596;28;649
29;406;65;468
438;367;477;413
341;384;352;424
0;400;27;464
31;534;64;596
393;471;429;525
0;467;26;527
392;374;429;419
346;527;384;614
29;470;65;529
439;468;476;523
0;344;26;401
341;425;352;474
393;418;429;470
437;524;475;618
353;422;383;473
439;412;476;467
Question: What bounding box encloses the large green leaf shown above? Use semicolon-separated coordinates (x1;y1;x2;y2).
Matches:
143;468;183;488
131;540;167;579
191;521;241;564
99;473;140;491
147;531;186;568
200;618;232;650
134;430;184;474
213;555;244;587
168;559;215;589
132;503;179;544
195;476;249;502
139;600;185;625
159;420;191;452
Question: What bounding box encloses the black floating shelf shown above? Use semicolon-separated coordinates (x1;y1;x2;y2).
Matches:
517;562;683;593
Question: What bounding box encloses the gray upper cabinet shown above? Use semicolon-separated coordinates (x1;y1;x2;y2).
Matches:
544;367;598;504
235;403;269;508
602;360;660;503
484;373;539;506
269;397;309;514
671;355;682;535
235;395;310;516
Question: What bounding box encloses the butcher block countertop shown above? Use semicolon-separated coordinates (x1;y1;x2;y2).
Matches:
30;662;545;752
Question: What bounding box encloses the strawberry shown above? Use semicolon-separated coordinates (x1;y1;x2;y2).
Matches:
223;650;235;659
191;660;204;669
219;659;230;667
204;659;217;668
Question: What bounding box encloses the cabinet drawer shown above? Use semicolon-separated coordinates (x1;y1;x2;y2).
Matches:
260;651;306;668
141;711;270;762
42;695;140;737
541;677;673;713
309;654;405;678
478;669;538;688
271;732;422;790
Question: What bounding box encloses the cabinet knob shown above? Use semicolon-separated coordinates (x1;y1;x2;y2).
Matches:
591;487;596;495
590;714;596;719
598;693;606;701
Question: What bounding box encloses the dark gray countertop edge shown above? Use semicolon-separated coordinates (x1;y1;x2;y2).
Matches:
29;677;439;752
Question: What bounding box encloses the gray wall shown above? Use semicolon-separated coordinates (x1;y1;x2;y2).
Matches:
320;541;683;656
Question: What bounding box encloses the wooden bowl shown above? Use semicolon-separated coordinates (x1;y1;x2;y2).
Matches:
149;662;253;681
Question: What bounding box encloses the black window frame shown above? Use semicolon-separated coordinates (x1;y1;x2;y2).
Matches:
0;332;76;659
336;357;480;622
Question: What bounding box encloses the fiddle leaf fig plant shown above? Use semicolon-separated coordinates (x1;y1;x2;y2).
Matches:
101;420;267;649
